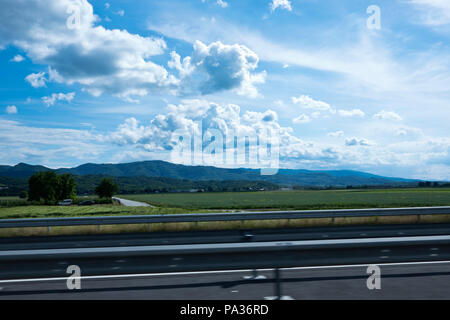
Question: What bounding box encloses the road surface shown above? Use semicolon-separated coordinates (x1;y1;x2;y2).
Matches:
112;197;153;207
1;223;450;299
1;262;449;299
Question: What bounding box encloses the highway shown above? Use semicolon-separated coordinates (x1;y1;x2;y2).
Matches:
1;262;450;299
0;223;449;299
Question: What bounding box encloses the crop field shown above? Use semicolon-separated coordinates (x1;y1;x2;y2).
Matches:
0;188;449;237
121;188;450;210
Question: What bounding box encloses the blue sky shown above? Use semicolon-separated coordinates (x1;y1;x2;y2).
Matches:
0;0;449;180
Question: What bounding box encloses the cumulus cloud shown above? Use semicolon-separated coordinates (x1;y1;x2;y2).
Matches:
292;95;336;113
110;100;282;151
373;110;403;121
0;0;263;101
338;109;365;118
169;41;266;97
109;99;341;169
0;0;177;101
5;105;17;114
25;72;47;88
10;55;24;62
271;0;292;12
42;92;75;107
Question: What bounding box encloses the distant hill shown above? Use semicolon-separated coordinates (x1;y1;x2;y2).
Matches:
0;160;417;188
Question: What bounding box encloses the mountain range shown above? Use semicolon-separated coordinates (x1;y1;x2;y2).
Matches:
0;160;416;188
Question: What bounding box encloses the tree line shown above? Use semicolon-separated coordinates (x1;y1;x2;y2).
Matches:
27;171;118;204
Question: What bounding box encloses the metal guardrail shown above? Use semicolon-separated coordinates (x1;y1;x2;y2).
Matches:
0;206;449;228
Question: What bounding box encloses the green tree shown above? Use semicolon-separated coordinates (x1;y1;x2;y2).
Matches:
19;190;28;199
95;178;118;199
57;173;76;200
28;171;59;204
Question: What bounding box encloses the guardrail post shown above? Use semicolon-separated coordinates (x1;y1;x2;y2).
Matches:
274;268;282;300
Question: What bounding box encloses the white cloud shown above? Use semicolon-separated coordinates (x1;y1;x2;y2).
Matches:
109;99;337;168
115;9;124;16
0;0;176;101
105;3;110;9
409;0;450;25
216;0;228;8
169;41;266;97
292;114;311;124
345;137;372;147
25;72;47;88
5;105;17;114
271;0;292;12
328;131;344;138
338;109;365;118
0;0;263;101
292;95;335;113
10;55;24;62
373;110;403;121
42;92;76;107
0;119;105;166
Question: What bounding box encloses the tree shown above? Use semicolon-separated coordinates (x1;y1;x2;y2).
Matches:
28;171;77;204
95;178;118;199
57;173;76;200
28;171;59;204
19;191;28;199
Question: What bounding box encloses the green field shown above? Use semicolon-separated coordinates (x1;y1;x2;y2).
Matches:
0;204;203;219
1;188;450;237
1;188;449;220
121;188;450;210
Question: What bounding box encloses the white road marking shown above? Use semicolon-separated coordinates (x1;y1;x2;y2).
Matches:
2;260;450;284
264;296;294;300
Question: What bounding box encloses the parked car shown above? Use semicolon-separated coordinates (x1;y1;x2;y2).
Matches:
58;199;73;206
78;200;94;206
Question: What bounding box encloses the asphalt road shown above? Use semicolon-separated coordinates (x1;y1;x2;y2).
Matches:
1;262;449;299
1;223;450;299
2;223;450;251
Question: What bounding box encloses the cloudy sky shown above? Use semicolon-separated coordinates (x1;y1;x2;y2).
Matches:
0;0;449;180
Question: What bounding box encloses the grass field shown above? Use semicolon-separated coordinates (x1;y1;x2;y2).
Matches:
0;204;202;219
1;188;449;219
120;188;450;210
1;188;449;237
